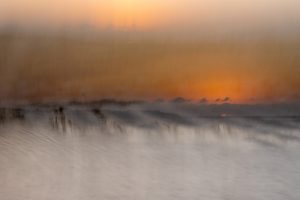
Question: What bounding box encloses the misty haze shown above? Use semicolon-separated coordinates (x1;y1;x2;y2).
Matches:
1;0;300;199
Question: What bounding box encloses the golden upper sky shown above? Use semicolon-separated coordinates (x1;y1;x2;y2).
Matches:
1;0;299;33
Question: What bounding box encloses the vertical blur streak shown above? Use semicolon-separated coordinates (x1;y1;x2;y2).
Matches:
0;105;300;200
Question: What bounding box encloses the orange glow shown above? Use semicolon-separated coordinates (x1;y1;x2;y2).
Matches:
200;80;245;103
154;78;249;104
164;77;250;104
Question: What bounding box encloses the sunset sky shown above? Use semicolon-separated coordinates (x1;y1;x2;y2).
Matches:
1;0;300;31
0;0;300;104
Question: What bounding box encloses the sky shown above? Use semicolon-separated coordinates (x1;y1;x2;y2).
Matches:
0;0;300;104
1;0;300;34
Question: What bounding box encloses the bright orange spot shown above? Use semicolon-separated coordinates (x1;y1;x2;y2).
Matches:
185;77;249;103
